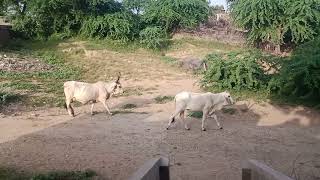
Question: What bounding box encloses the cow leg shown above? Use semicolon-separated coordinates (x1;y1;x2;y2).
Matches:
180;111;190;130
201;108;209;131
101;100;112;115
90;103;95;115
211;113;223;129
66;99;75;117
167;110;181;130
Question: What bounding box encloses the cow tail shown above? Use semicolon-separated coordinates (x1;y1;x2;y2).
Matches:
171;97;177;122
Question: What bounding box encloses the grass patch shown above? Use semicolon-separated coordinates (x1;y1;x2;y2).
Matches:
122;87;144;97
122;103;137;109
31;169;97;180
0;39;82;108
172;37;241;52
0;167;29;180
0;82;39;91
222;107;237;115
188;111;203;118
160;56;178;64
154;95;174;104
83;38;140;52
112;110;135;115
0;92;21;106
0;167;97;180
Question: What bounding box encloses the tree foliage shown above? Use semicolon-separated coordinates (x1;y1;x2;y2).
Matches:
230;0;320;52
1;0;209;49
7;0;124;39
139;26;169;49
143;0;209;32
269;37;320;104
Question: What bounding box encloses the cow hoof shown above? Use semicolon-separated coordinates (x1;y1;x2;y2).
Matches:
166;127;169;130
219;127;223;130
202;128;206;131
186;128;190;130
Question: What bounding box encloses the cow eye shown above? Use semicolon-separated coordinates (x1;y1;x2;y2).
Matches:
228;95;230;98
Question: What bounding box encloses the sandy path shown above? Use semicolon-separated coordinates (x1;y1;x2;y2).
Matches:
1;88;320;180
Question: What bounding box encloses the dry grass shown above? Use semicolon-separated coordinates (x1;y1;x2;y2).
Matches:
166;35;242;60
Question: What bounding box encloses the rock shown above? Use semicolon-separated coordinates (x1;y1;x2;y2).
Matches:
178;57;206;71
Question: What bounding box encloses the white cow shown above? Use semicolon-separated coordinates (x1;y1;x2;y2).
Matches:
166;91;234;131
63;74;123;117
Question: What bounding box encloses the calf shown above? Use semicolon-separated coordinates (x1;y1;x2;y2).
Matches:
166;91;234;131
63;73;123;117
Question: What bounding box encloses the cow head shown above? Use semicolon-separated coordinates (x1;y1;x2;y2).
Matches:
222;91;234;105
112;72;123;95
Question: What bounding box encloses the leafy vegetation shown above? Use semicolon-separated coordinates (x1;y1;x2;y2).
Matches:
80;12;138;42
139;26;169;49
1;0;209;50
230;0;320;53
203;37;320;107
143;0;209;32
203;50;271;91
269;37;320;106
0;92;21;106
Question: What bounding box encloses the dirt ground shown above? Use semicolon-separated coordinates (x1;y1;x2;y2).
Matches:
1;40;320;180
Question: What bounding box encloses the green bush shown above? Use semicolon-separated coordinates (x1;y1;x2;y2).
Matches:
0;92;20;105
139;27;169;49
230;0;320;52
202;50;270;91
269;37;320;104
143;0;209;32
81;12;137;41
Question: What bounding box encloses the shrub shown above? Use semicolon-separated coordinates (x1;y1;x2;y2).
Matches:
143;0;209;32
139;27;169;49
269;37;320;104
81;12;137;41
202;50;270;91
0;92;20;105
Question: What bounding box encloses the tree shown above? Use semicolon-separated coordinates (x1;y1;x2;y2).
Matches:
123;0;147;14
6;0;124;39
230;0;320;53
143;0;209;32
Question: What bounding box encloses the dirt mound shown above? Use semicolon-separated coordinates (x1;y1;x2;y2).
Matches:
0;54;54;72
179;16;246;45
